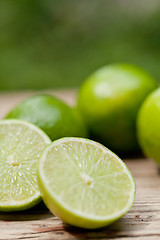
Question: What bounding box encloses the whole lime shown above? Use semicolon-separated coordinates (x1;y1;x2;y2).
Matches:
6;94;87;141
77;63;158;153
137;88;160;165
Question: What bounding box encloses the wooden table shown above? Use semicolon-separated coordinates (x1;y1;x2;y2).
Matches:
0;90;160;240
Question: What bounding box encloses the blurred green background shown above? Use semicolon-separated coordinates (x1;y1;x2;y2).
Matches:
0;0;160;90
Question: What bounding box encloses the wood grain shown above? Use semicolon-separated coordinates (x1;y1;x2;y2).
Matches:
0;90;159;240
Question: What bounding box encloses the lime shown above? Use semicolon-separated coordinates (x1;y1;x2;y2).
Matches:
137;88;160;165
38;137;136;229
78;63;158;153
0;119;51;211
6;94;87;141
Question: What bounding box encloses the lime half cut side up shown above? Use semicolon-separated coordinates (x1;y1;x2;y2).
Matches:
0;119;51;211
38;137;136;229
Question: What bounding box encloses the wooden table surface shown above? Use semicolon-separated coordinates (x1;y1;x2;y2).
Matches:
0;90;160;240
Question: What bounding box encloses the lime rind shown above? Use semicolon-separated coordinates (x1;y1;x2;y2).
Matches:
6;94;88;141
137;88;160;165
0;193;41;212
38;137;136;229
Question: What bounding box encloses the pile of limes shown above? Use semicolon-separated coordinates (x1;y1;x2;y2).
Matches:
0;62;159;229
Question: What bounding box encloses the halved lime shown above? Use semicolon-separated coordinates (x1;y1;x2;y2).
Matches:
0;119;51;211
38;137;136;229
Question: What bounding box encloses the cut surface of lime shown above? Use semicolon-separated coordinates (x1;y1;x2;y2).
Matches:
38;137;136;229
0;119;51;211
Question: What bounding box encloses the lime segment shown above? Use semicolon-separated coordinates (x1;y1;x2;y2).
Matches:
0;119;51;211
38;137;136;229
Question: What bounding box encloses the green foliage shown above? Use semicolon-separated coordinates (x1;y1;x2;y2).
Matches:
0;0;160;90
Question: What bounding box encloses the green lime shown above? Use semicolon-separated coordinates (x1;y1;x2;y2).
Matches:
0;119;51;211
38;137;136;229
137;88;160;165
6;94;87;141
78;63;157;153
